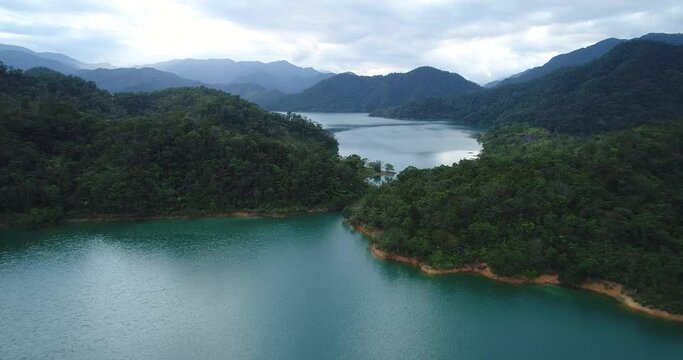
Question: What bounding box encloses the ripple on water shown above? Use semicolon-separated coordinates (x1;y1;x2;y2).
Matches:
1;214;683;359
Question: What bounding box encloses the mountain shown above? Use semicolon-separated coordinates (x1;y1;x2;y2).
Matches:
0;44;113;71
483;80;501;88
0;65;367;227
0;46;284;103
77;68;284;106
36;52;113;70
0;50;80;75
496;38;624;86
493;33;683;87
639;32;683;45
79;67;201;93
210;82;268;94
0;44;35;53
147;58;333;93
271;66;482;112
375;41;683;134
208;83;284;108
0;43;314;102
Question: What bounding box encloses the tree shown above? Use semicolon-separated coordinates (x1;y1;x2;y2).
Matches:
0;66;369;227
368;160;382;173
347;120;683;314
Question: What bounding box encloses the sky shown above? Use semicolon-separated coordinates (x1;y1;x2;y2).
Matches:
0;0;681;84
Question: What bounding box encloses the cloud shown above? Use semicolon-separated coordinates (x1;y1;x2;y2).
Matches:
0;0;680;83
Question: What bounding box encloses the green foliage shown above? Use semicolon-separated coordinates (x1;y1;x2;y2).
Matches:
348;120;683;313
11;207;64;228
368;160;383;173
0;65;368;226
377;41;683;134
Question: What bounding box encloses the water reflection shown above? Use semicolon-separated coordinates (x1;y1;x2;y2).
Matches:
294;112;483;171
2;214;683;359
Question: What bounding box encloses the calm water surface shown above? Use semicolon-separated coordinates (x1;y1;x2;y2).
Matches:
1;215;682;359
2;114;682;359
297;112;482;170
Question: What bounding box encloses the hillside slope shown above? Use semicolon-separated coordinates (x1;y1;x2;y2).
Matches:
376;41;683;134
272;66;481;112
0;65;367;227
348;120;683;314
494;33;682;87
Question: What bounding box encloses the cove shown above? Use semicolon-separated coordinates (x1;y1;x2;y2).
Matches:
1;214;683;359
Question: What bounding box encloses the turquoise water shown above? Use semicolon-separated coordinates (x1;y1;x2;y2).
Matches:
1;214;682;359
2;115;682;359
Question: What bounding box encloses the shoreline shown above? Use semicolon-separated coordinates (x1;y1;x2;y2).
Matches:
66;208;330;224
0;208;331;228
351;223;683;322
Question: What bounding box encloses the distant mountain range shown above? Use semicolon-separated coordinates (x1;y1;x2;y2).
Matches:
1;32;682;115
0;44;113;72
490;33;683;87
269;66;481;112
0;49;80;75
148;58;333;94
76;68;286;105
374;40;683;134
0;44;326;102
77;67;285;106
0;44;480;112
79;68;201;93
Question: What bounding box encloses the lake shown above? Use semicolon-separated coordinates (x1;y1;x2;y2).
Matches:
1;215;683;359
2;113;683;359
296;112;482;171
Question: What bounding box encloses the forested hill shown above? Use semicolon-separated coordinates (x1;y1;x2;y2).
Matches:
0;65;368;227
270;66;481;112
374;41;683;134
493;33;683;87
495;38;624;87
348;119;683;313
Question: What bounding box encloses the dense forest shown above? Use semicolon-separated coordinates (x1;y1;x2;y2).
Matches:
0;64;368;227
347;120;683;313
271;66;481;112
3;37;683;313
375;41;683;134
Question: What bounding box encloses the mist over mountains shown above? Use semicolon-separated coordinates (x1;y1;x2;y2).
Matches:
0;45;330;101
1;32;681;113
78;68;201;93
148;58;333;94
0;44;114;72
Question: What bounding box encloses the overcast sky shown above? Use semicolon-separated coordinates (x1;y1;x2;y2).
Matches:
0;0;680;83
